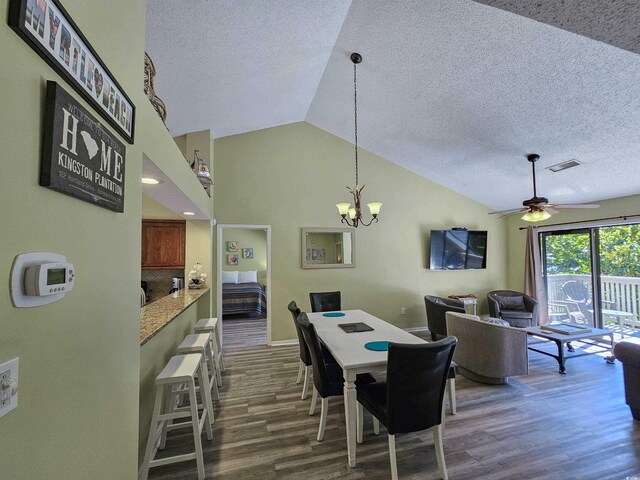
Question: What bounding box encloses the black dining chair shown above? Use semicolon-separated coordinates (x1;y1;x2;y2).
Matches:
296;312;375;441
288;301;312;400
356;337;457;480
309;291;341;312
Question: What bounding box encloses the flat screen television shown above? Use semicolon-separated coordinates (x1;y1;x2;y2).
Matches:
429;230;487;270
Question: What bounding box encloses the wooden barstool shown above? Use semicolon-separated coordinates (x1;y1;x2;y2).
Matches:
194;317;224;386
141;354;213;480
177;333;219;423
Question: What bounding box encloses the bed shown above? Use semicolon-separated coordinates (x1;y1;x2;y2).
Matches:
222;271;267;319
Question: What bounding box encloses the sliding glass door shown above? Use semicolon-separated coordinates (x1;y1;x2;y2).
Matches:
541;223;640;335
598;225;640;335
541;229;597;328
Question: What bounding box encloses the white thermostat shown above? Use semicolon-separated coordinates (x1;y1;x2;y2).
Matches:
10;252;75;308
24;262;74;296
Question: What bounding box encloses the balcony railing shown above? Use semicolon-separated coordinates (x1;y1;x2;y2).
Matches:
546;274;640;330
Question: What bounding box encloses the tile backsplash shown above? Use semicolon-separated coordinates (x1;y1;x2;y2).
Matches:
142;269;183;303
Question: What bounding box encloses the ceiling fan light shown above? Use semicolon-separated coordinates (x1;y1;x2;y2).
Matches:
522;209;552;222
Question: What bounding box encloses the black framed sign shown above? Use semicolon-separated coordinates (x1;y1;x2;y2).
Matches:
8;0;135;143
42;81;126;212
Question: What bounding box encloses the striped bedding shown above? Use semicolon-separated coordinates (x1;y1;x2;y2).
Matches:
222;282;267;318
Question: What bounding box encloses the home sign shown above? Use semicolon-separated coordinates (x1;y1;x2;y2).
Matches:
41;81;126;212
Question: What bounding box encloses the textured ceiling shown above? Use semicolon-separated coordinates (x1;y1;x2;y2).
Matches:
146;0;640;211
145;0;351;138
473;0;640;55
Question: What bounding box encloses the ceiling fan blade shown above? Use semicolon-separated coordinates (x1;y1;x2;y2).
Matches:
545;207;559;215
489;208;527;215
551;203;600;209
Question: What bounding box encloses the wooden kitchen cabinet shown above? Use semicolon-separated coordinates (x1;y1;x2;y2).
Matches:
141;220;186;269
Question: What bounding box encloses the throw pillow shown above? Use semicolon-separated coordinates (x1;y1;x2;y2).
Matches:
495;295;526;310
238;270;258;284
222;270;239;284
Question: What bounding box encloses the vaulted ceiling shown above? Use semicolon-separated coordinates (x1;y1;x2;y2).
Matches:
146;0;640;211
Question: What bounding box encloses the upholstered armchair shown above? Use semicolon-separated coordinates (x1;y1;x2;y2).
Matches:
424;295;466;341
487;290;538;328
445;311;529;384
613;341;640;421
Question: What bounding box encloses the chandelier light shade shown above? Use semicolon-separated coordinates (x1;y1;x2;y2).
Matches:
336;52;381;228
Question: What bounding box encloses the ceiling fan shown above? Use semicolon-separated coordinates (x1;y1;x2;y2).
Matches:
489;154;600;222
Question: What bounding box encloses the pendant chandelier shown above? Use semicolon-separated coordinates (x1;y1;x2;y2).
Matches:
336;52;382;228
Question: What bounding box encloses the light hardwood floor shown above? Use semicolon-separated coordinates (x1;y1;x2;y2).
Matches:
147;318;640;479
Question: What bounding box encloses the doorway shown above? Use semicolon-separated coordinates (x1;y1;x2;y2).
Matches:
216;224;271;347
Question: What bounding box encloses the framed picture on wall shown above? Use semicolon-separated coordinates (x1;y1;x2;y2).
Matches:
242;248;254;259
226;241;238;252
227;254;238;265
312;248;325;261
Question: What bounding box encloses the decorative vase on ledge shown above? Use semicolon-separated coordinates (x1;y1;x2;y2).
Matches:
188;262;207;289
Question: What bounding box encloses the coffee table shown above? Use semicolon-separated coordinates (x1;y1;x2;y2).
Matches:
524;325;614;374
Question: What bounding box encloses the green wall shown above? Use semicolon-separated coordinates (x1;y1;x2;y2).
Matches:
142;194;182;219
506;193;640;291
214;122;509;342
0;0;211;478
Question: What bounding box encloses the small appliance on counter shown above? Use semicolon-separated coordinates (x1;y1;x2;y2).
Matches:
140;287;147;307
170;276;184;294
141;281;151;306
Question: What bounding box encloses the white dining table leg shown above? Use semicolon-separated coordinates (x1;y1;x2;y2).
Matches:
343;369;358;467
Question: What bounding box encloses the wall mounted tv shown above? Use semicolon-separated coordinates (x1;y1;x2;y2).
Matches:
429;230;488;270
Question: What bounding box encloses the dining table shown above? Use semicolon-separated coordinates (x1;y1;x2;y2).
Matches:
307;309;456;468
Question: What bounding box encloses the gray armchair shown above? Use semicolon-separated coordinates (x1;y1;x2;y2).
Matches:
424;295;466;341
487;290;538;328
613;341;640;421
445;311;529;384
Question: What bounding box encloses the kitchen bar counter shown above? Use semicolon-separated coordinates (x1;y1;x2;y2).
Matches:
140;287;209;345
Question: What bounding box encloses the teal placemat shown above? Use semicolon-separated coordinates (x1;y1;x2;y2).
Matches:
323;312;345;317
365;341;390;351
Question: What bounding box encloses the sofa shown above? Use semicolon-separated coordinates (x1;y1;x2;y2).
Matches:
445;311;529;384
424;295;466;341
487;290;538;328
613;341;640;420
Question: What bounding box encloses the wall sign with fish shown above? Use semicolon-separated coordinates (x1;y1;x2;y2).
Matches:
8;0;135;143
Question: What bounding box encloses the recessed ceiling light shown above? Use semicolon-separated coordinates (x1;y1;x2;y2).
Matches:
183;211;195;216
141;177;161;185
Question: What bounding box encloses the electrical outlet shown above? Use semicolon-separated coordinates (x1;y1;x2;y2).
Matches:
0;357;19;418
401;307;406;315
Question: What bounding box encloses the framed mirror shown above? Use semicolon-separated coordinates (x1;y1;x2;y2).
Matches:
301;227;356;269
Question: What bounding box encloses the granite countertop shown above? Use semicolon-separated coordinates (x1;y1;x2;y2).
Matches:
140;287;209;345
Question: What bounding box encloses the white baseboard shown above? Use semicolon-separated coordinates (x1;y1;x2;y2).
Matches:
270;339;298;347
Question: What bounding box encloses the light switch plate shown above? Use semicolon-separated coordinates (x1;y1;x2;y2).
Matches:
0;357;19;418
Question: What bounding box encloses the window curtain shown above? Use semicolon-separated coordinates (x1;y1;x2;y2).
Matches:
524;225;549;325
